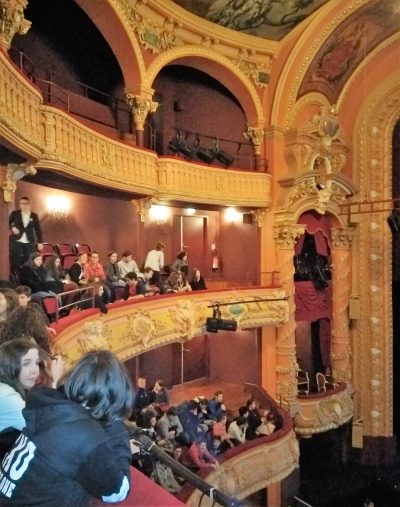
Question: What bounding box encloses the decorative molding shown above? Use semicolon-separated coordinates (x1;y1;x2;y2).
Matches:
0;0;31;49
186;430;299;505
294;385;354;436
331;227;355;249
125;93;159;128
235;56;270;88
133;196;153;222
251;209;266;228
243;126;264;155
1;163;36;202
273;223;305;249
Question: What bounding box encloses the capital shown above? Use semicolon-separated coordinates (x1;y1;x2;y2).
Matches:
0;0;31;50
126;94;158;129
133;196;153;223
273;223;305;249
243;126;264;154
1;163;36;202
331;227;354;249
251;209;266;228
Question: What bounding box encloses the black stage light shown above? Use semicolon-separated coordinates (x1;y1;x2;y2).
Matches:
194;137;216;164
388;210;400;233
206;317;220;333
211;139;234;168
217;319;237;331
206;306;237;333
168;132;194;159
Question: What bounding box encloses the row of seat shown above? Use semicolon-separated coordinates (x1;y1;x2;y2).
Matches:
40;242;92;269
297;370;340;395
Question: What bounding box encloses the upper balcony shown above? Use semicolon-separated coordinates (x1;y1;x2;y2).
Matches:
0;51;271;209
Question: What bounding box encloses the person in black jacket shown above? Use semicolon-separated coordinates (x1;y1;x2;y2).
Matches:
9;197;43;279
0;350;134;506
19;253;59;298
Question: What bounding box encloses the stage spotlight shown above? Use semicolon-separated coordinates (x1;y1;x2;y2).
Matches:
168;132;194;159
206;306;237;333
211;139;234;168
388;210;400;233
194;137;216;164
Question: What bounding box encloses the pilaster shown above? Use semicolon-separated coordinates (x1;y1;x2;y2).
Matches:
125;93;158;147
0;0;30;50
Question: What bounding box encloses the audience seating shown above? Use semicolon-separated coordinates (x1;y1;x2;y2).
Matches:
40;243;55;255
61;254;76;270
55;243;76;256
297;370;310;395
316;372;327;392
75;243;91;254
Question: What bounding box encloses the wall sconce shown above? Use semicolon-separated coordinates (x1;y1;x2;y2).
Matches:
225;207;242;223
46;196;70;219
149;204;170;224
185;208;196;216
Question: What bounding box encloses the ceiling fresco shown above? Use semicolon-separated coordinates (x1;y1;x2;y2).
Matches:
299;0;400;103
171;0;330;41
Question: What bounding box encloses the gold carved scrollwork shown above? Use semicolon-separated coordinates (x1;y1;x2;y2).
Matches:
273;223;304;249
251;209;266;228
168;299;196;341
235;55;270;88
331;227;354;249
243;126;264;155
0;0;31;49
126;94;159;128
77;319;111;355
133;197;153;223
126;311;156;351
1;163;37;202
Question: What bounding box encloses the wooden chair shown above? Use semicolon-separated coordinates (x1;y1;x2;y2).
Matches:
316;372;327;392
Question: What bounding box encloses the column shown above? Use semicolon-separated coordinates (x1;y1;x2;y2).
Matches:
274;223;305;413
0;166;12;279
0;0;31;51
125;93;158;147
330;227;354;382
243;125;265;172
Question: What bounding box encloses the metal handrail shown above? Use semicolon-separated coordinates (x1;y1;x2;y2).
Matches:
51;285;96;322
34;78;70;111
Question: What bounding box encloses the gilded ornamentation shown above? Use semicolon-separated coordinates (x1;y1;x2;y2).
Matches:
251;209;265;228
77;318;111;355
186;431;298;504
294;387;353;436
133;196;153;222
126;311;156;350
113;0;183;54
1;163;37;202
0;0;31;49
235;57;269;88
273;223;304;249
243;126;264;153
287;179;317;206
125;94;159;128
331;227;354;249
168;299;196;341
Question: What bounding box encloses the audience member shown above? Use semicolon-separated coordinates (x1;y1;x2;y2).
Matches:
134;268;156;296
0;288;18;323
149;379;169;405
151;460;182;494
187;440;220;471
190;269;207;291
105;251;126;302
212;413;234;450
144;241;165;286
170;251;188;276
209;436;224;457
133;376;151;419
19;252;58;298
163;272;191;294
68;252;89;287
9;196;43;280
157;407;184;441
228;416;247;445
83;251;106;284
246;398;262;440
0;350;133;506
118;250;139;278
208;390;226;420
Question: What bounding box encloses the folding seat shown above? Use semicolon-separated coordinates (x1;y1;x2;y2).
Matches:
75;243;91;254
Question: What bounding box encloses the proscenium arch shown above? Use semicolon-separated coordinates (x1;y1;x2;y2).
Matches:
144;46;265;126
75;0;145;90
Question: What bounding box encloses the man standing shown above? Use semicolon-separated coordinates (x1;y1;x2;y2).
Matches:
9;196;43;278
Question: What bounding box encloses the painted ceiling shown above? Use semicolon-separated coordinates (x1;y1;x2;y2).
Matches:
170;0;330;41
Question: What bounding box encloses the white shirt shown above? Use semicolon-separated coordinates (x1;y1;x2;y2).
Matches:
0;382;26;431
145;249;164;271
18;212;31;243
117;259;139;277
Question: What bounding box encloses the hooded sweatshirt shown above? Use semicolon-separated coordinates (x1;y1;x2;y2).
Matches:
0;386;131;506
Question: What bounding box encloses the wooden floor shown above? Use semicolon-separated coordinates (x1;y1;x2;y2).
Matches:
169;378;250;414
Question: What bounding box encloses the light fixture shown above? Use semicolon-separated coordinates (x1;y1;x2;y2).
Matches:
194;136;216;164
225;207;242;223
168;131;194;159
211;138;234;167
206;306;237;333
185;207;196;215
149;204;170;224
46;195;70;219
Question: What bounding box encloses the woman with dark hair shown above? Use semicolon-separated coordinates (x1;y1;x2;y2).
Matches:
190;269;207;291
0;350;134;506
170;251;188;276
19;252;57;298
44;253;78;295
0;339;41;433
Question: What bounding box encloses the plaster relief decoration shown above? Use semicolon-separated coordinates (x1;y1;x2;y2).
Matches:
299;0;400;103
1;163;36;202
113;0;183;53
0;0;31;49
133;196;153;222
126;311;157;350
77;319;111;355
235;54;269;88
168;299;196;340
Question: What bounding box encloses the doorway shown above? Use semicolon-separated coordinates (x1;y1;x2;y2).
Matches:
172;215;207;275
